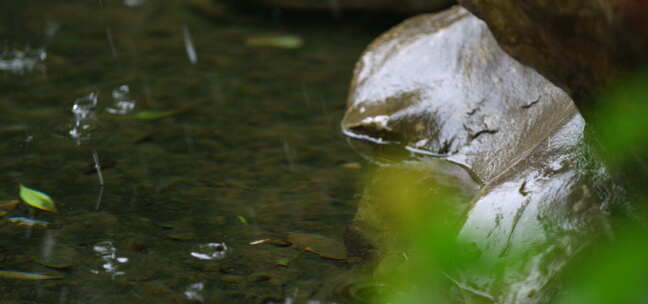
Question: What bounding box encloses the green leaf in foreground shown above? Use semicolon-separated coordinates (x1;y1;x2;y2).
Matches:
19;184;57;213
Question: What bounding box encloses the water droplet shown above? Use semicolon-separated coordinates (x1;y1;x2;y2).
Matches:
106;85;135;115
124;0;146;7
190;242;228;260
0;47;47;74
92;241;128;279
184;282;205;302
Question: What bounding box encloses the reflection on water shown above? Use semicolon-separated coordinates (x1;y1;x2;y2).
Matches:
0;0;391;302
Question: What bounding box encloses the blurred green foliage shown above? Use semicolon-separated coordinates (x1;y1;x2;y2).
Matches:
364;70;648;303
592;70;648;170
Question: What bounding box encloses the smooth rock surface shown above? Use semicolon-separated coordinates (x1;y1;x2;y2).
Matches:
342;6;622;303
458;0;648;111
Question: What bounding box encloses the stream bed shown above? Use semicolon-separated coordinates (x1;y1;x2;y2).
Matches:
0;1;398;303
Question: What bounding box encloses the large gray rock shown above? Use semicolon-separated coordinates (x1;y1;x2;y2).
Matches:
456;0;648;218
342;6;622;303
458;0;648;112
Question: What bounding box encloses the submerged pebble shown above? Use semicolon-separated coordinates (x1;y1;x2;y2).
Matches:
0;199;19;211
33;243;81;269
0;270;63;280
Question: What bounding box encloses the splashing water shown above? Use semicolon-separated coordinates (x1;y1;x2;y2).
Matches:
190;242;228;260
69;92;99;145
0;47;47;75
106;85;135;115
184;282;205;302
91;241;129;279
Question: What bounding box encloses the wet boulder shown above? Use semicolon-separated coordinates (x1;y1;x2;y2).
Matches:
342;6;622;303
457;0;648;112
457;0;648;215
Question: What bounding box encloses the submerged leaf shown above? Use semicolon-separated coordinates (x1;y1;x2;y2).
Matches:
0;199;19;211
275;257;291;267
33;243;80;269
341;162;362;169
288;232;347;260
19;185;57;213
246;35;303;49
129;109;179;120
275;251;303;267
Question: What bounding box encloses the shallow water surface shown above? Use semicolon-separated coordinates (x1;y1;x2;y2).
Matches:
0;1;393;302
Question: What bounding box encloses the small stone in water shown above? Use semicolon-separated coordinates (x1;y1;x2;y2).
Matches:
0;199;19;211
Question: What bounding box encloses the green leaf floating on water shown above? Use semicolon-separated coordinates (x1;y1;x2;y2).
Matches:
19;184;57;213
129;109;179;121
237;215;248;225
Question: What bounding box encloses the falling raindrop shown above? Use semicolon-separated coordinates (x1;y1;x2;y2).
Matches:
105;28;118;58
182;25;198;64
93;151;104;186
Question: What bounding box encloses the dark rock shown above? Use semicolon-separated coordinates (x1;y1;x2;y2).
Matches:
458;0;648;113
341;6;623;303
254;0;455;14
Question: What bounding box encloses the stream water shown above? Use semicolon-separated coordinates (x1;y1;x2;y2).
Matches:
0;1;402;303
